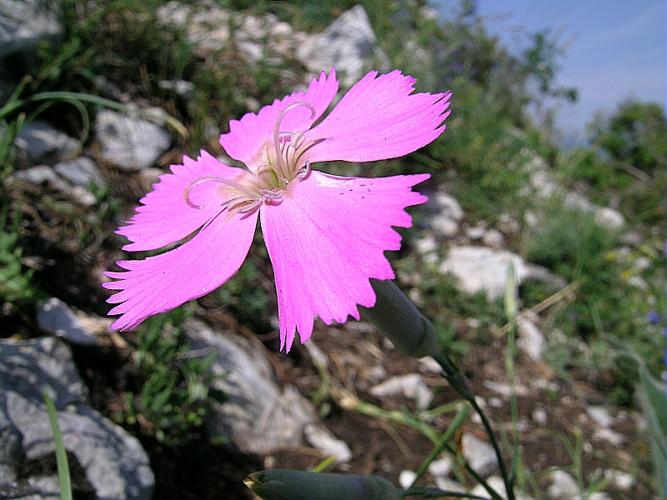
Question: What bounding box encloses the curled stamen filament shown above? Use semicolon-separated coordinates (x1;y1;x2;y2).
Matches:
183;176;258;209
273;101;317;179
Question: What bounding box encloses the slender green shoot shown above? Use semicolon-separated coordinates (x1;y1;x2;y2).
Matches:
43;392;73;500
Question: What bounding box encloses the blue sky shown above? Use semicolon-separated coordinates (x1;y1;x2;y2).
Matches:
433;0;666;142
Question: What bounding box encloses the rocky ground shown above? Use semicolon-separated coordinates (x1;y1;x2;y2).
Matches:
0;1;661;499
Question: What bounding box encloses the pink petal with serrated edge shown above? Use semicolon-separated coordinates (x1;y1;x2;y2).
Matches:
304;70;451;163
259;170;430;351
219;69;339;169
104;210;258;330
116;151;244;252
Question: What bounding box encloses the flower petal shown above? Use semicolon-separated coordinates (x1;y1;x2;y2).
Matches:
219;69;338;169
260;170;429;351
104;210;258;330
305;70;451;163
117;150;244;251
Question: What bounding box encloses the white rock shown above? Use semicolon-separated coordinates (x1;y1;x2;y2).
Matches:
54;157;104;187
482;380;528;397
418;356;442;374
370;374;433;410
36;298;98;346
586;406;613;428
414;235;438;255
498;213;520;234
470;475;534;499
517;317;545;362
547;470;579;499
594;207;624;230
482;229;505;248
304;424;352;463
603;469;635;490
439;246;563;299
14;158;103;206
587;493;612;500
593;428;623;446
489;397;503;408
462;434;497;477
427;456;453;478
0;0;62;58
0;337;154;498
431;217;459;238
532;407;547;426
434;476;465;493
528;167;625;230
297;6;387;86
434;192;464;221
14;120;78;164
158;79;194;99
399;470;417;489
96;110;171;170
466;226;486;240
184;319;324;454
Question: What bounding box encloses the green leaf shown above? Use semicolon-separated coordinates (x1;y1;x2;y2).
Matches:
43;393;72;500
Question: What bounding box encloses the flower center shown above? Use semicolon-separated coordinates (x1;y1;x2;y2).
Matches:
184;101;319;216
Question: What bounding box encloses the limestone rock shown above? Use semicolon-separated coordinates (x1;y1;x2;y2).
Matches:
95;110;171;170
297;6;387;86
0;337;154;499
461;433;497;477
439;246;565;299
14;120;79;165
0;0;62;58
370;374;433;410
36;297;98;345
184;319;328;454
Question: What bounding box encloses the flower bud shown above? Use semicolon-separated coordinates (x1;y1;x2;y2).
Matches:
245;469;401;500
360;279;438;358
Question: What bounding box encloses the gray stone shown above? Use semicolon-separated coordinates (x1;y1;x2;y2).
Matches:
14;120;79;165
482;229;505;248
586;405;613;428
0;337;154;499
398;470;417;489
461;433;498;477
603;469;634;491
517;316;545;362
428;191;464;238
158;79;194;99
527;164;625;230
435;477;465;493
184;319;327;454
297;6;388;86
547;470;579;499
0;0;62;59
54;157;104;188
439;246;565;299
36;297;98;345
304;424;352;463
370;374;433;410
470;476;534;499
14;157;103;206
95;110;171;170
157;1;303;62
427;456;453;478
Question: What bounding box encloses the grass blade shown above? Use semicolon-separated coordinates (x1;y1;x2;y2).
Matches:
43;392;73;500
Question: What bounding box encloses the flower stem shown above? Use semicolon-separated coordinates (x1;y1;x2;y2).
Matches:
401;487;489;499
431;351;515;500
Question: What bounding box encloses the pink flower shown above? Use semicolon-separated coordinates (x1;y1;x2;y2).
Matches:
104;69;451;351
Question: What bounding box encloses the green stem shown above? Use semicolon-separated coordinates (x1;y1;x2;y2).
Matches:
402;486;489;499
43;393;72;500
432;351;514;500
412;403;471;485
